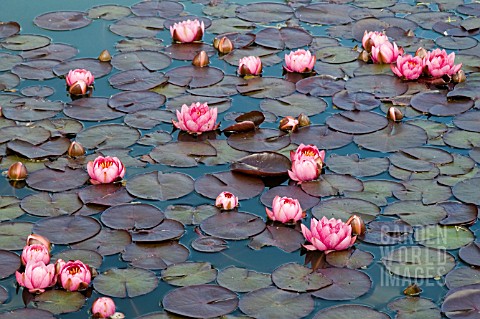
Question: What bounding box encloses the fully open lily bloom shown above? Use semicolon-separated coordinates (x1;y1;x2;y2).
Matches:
21;244;50;266
16;261;56;293
65;69;94;87
301;216;357;254
172;102;218;134
266;196;304;224
87;156;125;185
56;259;91;292
423;48;462;78
238;56;262;76
92;297;116;318
362;30;388;52
215;191;238;210
284;49;316;73
391;54;424;80
288;157;320;183
371;41;402;64
170;19;204;43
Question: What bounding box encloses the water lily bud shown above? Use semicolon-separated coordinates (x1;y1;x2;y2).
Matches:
452;69;466;83
192;50;209;67
68;141;85;157
92;297;116;318
358;50;370;63
405;29;415;37
26;234;51;251
68;80;88;95
7;162;27;180
387;106;403;122
279;116;298;132
415;47;427;59
298;113;311;127
346;215;366;236
98;50;112;62
217;37;234;54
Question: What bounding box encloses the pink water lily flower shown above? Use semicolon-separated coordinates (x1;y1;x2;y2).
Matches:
290;144;325;165
56;259;91;292
87;156;126;184
362;30;389;52
172;102;219;134
16;261;56;293
238;56;262;76
391;54;424;80
288;157;320;183
371;41;402;64
92;297;116;318
284;49;316;73
266;196;305;224
423;48;462;78
215;191;238;210
66;69;94;87
21;244;50;266
170;19;204;43
301;216;357;254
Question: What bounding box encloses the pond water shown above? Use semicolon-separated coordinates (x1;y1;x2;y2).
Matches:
0;0;480;318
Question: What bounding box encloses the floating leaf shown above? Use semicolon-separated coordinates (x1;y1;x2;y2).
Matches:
260;93;327;117
94;267;158;297
11;60;59;80
231;152;290;177
312;305;389;319
200;140;250;166
445;267;480;289
239;287;313;319
326;249;374;269
381;246;455;278
0;222;33;250
111;51;171;71
393;180;452;205
383;201;447;226
2;34;51;51
34;11;91;30
254;27;312;49
127;171;194;200
313;268;371;300
272;263;332;292
101;203;164;230
0;196;22;222
164;205;219;225
109;69;167;91
33;290;85;315
53;58;112;78
166;66;224;88
192;236;228;253
53;249;103;269
76;124;140;149
345;74;408;98
301;174;364;197
362;220;413;245
354;123;427;152
261;185;320;211
33;215;101;244
237;77;296;99
200;211;265;240
249;225;305;253
291;125;353;150
414;225;474;250
442;285;480;319
295;3;353;24
0;249;20;279
453;177;480;205
0;309;55;319
161;262;217;287
108;91;165;114
122;242;189;270
163;43;216;61
235;3;293;23
228;128;290;152
27;167;89;192
150;142;217;167
296;76;345;97
326;111;388;134
439;202;478;226
0;21;20;39
195;171;264;200
88;5;132;20
458;242;480;267
131;0;183;17
78;184;134;206
410;91;473;116
217;266;271;293
110;16;165;38
131;219;185;242
20;192;82;217
332;90;380;111
20;43;78;61
124;109;173;129
327;154;389;177
71;229;131;256
312;198;379;223
388;297;441;319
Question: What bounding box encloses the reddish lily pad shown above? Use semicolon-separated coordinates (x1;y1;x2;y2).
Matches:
272;263;332;292
0;309;54;319
0;72;19;90
192;236;228;253
163;43;216;61
446;267;480;289
20;192;82;217
439;202;478;226
3;97;63;122
33;290;85;315
458;242;480;267
94;267;158;297
78;183;134;206
27;167;89;192
163;285;238;318
32;215;101;244
301;174;364;197
249;225;305;253
2;34;51;51
237;77;296;99
410;91;473;116
195;171;264;200
381;246;455;278
442;285;480;319
20;43;78;61
166;66;224;88
254;27;312;49
110;16;165;38
20;85;55;98
236;3;293;23
296;76;345;97
161;262;217;287
11;59;58;80
201;211;265;240
313;268;371;300
228;128;290;152
108;91;165;113
326;111;388;134
76;123;140;149
260;93;327;117
295;3;353;25
345;74;408;98
313;305;389;319
217;266;272;292
188;75;246;97
71;229;131;256
122;242;189;270
453;177;480;205
53;58;112;78
239;287;314;319
8;137;70;159
111;51;171;71
109;69;168;91
332;90;380;111
0;222;33;250
127;171;194;200
291;125;353;150
101;203;164;230
131;219;185;242
0;249;20;279
231;152;290;177
454;111;480;132
34;11;91;30
0;21;20;39
150;142;217;167
312;197;379;223
362;220;413;245
116;38;164;53
443;129;480;149
124;109;173;129
131;0;184;17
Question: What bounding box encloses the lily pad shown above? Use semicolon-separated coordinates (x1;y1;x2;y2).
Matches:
150;142;217;167
260;93;327;117
78;183;134;206
122;242;189;270
0;21;20;39
76;123;140;149
249;225;305;253
388;297;441;319
442;285;480;319
34;11;91;30
110;16;165;38
291;126;353;150
332;90;380;111
101;203;164;230
326;249;374;269
161;262;217;287
439;202;478;226
131;0;183;17
0;222;33;250
383;201;447;226
217;266;272;293
71;229;131;256
254;27;312;49
20;192;82;217
27;167;89;192
20;43;78;61
33;290;85;314
326;111;388;134
131;219;185;242
228;128;290;152
2;34;50;51
445;267;480;289
313;268;371;300
381;246;455;278
296;76;345;97
111;51;171;71
327;154;389;177
191;236;228;253
312;197;379;223
127;171;194;200
345;74;408;98
312;304;389;319
453;177;480;205
414;225;474;250
231;152;290;177
124;109;173;129
166;66;224;88
88;5;132;20
0;309;55;319
32;215;101;244
200;211;265;240
195;171;264;200
458;242;480;267
53;58;112;78
94;267;158;297
301;174;364;197
109;69;168;91
236;2;293;23
164;205;220;225
0;249;20;279
236;77;296;99
362;220;413;245
410;91;473;116
272;263;332;292
53;249;102;269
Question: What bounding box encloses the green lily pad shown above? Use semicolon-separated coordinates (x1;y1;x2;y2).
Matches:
236;77;296;99
384;201;447;226
393;180;452;205
101;203;164;230
127;171;194;200
150;142;217;167
201;211;265;240
164;205;220;225
313;268;372;300
161;262;217;287
33;290;85;315
312;304;389;319
327;154;389;177
0;196;22;222
33;215;101;244
195;171;264;200
414;225;474;250
20;192;82;217
76;124;140;149
301;174;364;197
260;93;327;117
53;248;102;269
217;266;272;293
453;177;480;205
248;225;305;253
94;267;158;297
122;242;189;270
272;263;332;292
0;249;20;279
0;308;55;319
312;197;379;223
326;248;374;269
70;229;131;256
0;222;33;250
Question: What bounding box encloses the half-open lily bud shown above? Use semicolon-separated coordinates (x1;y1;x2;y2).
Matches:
298;113;311;127
452;69;466;83
346;215;366;236
358;50;370;63
217;37;233;54
27;234;51;251
98;49;112;62
192;50;209;67
7;162;27;180
279;116;298;132
387;106;403;122
68;80;88;95
68;141;85;157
